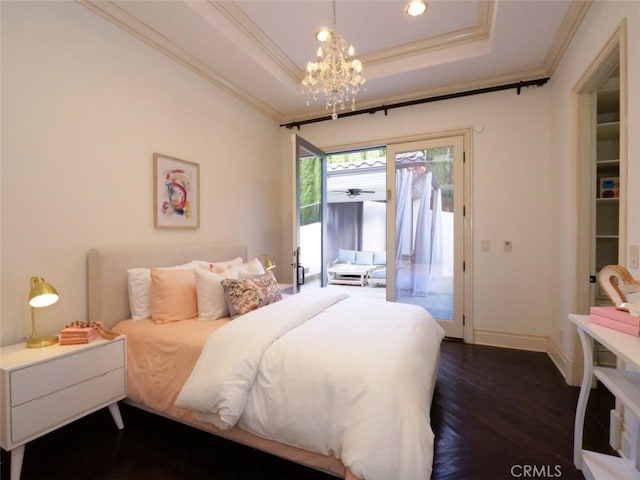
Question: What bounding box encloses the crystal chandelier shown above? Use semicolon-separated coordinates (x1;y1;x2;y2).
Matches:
301;0;366;119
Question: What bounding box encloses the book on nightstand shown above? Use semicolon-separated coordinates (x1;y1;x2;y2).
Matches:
59;321;103;345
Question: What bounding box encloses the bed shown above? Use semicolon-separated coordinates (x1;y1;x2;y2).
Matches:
88;242;444;480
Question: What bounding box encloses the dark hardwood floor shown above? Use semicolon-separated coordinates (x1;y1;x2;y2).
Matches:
1;340;614;480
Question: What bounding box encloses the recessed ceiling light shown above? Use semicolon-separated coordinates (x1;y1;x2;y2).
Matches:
405;0;427;17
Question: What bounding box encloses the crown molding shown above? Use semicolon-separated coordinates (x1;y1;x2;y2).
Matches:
198;1;301;84
202;1;496;84
79;0;588;124
543;0;593;75
359;0;495;68
78;0;284;121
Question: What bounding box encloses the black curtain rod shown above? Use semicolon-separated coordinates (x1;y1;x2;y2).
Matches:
281;77;550;130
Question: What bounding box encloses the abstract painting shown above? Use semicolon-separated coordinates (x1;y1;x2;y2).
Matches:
153;153;200;229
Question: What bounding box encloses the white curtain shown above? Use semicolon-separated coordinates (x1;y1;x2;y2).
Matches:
395;169;413;294
395;165;445;296
412;172;433;295
429;188;444;279
395;169;413;265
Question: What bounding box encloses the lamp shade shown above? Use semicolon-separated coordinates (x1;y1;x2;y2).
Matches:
27;276;60;348
261;255;276;271
29;277;59;308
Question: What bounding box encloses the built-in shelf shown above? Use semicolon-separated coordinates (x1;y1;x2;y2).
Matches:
597;121;621;141
592;71;620;306
597;159;620;165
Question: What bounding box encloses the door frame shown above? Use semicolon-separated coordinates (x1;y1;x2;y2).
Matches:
573;21;627;318
316;128;473;342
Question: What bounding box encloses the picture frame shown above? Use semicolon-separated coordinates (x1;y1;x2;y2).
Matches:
153;153;200;229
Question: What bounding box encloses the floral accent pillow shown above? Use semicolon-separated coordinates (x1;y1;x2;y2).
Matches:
221;273;282;318
251;273;283;305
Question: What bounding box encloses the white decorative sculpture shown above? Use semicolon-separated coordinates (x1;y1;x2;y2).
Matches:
598;265;640;317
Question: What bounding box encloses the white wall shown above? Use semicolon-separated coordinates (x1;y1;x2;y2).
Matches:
548;1;640;383
280;87;554;345
0;2;281;346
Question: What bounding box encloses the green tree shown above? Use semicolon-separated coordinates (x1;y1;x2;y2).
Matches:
299;158;321;225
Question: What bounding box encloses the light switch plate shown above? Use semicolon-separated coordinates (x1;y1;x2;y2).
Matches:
504;240;512;252
481;240;490;252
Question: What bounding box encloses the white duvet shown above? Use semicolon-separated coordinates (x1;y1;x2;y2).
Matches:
176;289;445;480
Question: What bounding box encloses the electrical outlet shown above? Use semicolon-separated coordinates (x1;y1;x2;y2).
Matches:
504;240;512;252
630;245;639;269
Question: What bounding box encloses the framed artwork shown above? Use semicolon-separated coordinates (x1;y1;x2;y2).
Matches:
153;153;200;229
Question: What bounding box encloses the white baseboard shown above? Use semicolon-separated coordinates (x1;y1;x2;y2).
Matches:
473;328;548;352
547;338;577;386
472;330;580;386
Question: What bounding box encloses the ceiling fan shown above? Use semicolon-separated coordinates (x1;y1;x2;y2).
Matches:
335;188;375;199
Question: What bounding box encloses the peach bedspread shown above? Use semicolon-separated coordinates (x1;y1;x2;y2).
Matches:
113;318;355;479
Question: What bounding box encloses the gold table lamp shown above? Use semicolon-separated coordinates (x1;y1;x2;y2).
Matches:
27;276;59;348
260;254;276;272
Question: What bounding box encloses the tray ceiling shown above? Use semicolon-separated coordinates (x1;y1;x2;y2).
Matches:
80;0;591;122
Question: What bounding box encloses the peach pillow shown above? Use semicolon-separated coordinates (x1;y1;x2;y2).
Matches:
149;268;198;323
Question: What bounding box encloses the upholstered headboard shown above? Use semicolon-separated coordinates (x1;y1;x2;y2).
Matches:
88;243;247;328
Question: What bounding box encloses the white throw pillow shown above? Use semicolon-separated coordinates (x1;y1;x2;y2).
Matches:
236;258;266;279
194;267;239;320
207;256;244;273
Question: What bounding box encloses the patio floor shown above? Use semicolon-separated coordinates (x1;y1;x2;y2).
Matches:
302;274;454;320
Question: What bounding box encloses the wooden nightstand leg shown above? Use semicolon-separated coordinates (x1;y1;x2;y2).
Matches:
10;445;25;480
108;403;124;430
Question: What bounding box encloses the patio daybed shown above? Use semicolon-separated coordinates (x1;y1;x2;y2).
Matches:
328;249;386;286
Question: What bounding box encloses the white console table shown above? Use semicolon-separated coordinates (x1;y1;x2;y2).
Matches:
570;314;640;480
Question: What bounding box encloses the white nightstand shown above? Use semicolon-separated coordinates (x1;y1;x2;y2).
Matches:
0;336;126;480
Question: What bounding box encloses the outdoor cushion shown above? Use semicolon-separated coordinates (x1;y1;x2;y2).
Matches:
373;251;386;265
355;251;374;265
338;248;357;263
